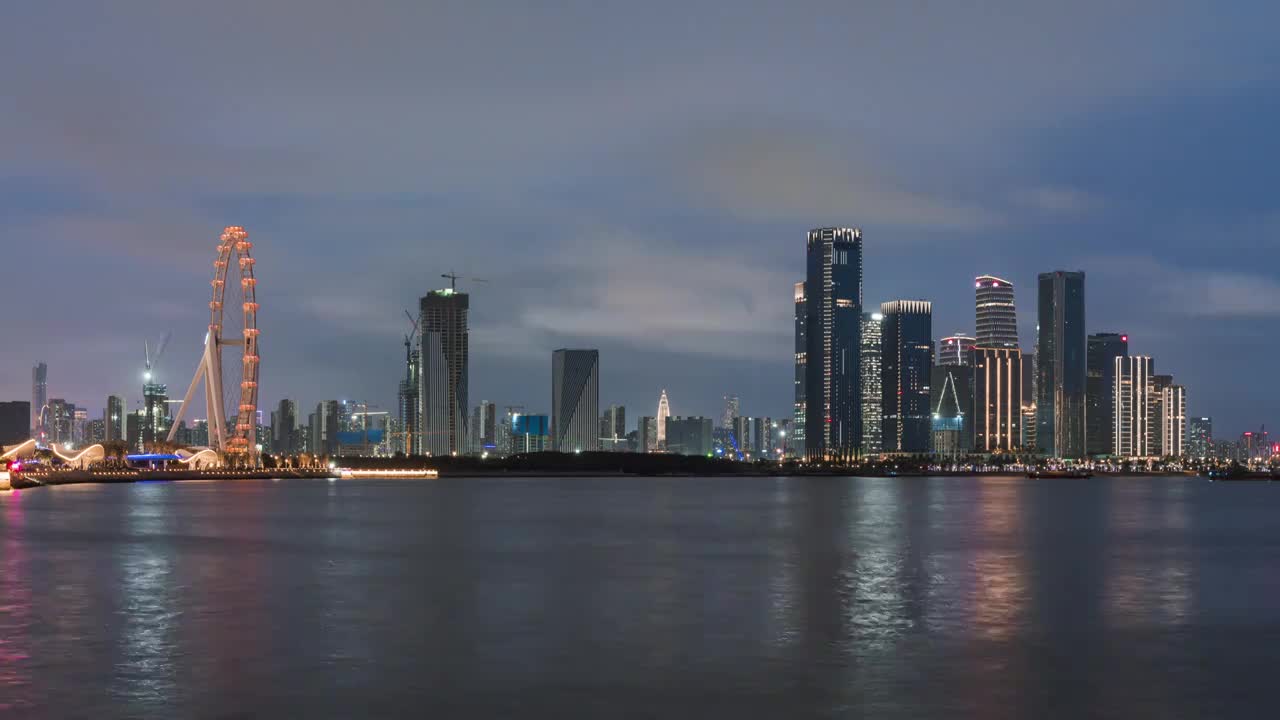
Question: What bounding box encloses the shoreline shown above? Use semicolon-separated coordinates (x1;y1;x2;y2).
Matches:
2;468;1215;490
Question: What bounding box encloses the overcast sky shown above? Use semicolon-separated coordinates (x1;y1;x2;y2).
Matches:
2;1;1277;436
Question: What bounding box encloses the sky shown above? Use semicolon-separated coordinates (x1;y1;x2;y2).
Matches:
2;1;1278;437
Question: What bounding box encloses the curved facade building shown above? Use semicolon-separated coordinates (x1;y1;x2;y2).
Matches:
975;276;1019;349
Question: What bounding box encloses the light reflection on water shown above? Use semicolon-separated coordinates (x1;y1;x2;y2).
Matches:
0;475;1277;718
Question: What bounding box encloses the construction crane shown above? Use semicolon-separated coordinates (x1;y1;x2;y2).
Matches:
403;309;419;362
144;332;172;382
440;271;488;292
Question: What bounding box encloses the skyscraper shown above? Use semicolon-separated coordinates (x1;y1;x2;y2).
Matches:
804;227;863;461
470;400;497;454
665;417;713;456
860;312;883;456
793;282;807;458
1149;374;1174;457
975;276;1018;349
271;399;297;455
938;334;977;367
1161;385;1187;457
0;401;30;445
638;416;658;453
973;347;1024;453
310;400;340;457
1036;271;1087;458
552;349;599;453
656;389;670;450
881;300;933;454
1188;417;1213;458
32;362;47;439
1086;333;1128;456
420;288;469;456
397;326;421;455
929;365;972;458
600;404;626;451
721;395;740;430
1114;356;1154;457
106;395;125;443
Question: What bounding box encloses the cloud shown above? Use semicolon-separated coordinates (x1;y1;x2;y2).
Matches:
1087;255;1280;318
514;228;793;360
680;128;1002;230
1013;186;1101;215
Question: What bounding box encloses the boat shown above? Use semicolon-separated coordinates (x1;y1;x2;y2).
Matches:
1205;468;1276;481
1026;468;1093;479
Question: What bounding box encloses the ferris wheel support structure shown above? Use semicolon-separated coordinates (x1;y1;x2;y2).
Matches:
168;226;260;461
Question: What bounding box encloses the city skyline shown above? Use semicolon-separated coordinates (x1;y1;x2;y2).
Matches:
2;4;1278;436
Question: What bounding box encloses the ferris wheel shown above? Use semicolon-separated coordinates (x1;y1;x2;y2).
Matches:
169;226;260;458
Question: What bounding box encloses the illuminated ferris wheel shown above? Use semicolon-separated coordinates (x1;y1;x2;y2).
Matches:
169;226;260;458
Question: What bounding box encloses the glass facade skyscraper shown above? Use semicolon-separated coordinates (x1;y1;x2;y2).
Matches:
552;349;599;453
804;228;863;461
1086;332;1128;456
793;282;806;458
929;364;972;457
860;312;883;456
1036;271;1086;459
420;288;469;457
1188;417;1212;458
938;334;976;367
975;276;1018;349
881;300;933;454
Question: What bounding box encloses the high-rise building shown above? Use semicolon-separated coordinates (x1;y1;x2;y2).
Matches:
860;311;883;456
1114;356;1154;457
1188;417;1213;458
804;227;863;461
470;400;497;454
142;381;169;449
1086;333;1128;456
397;328;421;455
1161;385;1187;458
1036;271;1087;458
86;418;106;444
0;401;30;445
552;349;599;453
793;281;807;458
73;407;88;446
420;288;469;456
665;417;713;456
975;276;1018;349
310;400;340;457
929;365;972;458
106;395;125;443
1149;374;1174;457
509;413;550;454
973;347;1024;453
656;390;670;450
638;416;658;453
31;363;47;440
938;334;977;367
273;399;297;455
600;405;626;451
46;398;73;445
1020;404;1038;450
881;300;933;454
721;395;740;431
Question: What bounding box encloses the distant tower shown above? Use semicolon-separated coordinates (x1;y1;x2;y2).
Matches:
32;362;47;439
1086;333;1128;456
552;349;599;453
881;300;933;454
656;389;671;449
804;227;863;461
793;282;807;457
975;275;1018;349
1114;356;1154;457
1161;385;1187;458
420;287;469;456
1036;271;1087;458
938;334;977;367
860;312;883;456
721;395;740;430
105;395;126;443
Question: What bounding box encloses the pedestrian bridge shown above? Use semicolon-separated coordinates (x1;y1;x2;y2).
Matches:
1;440;221;470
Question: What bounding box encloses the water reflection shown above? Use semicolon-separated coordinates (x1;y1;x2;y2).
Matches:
0;492;32;712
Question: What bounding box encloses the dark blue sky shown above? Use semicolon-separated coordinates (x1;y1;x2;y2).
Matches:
2;2;1277;436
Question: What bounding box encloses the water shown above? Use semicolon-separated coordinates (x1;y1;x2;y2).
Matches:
1;476;1278;718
